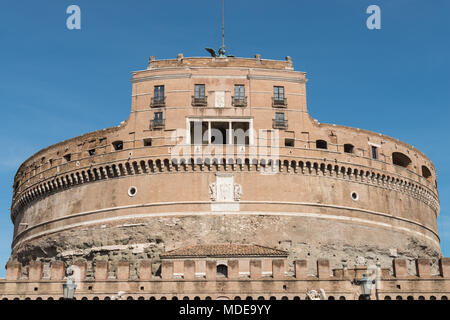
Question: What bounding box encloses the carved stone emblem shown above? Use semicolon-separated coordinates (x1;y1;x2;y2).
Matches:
209;182;217;201
210;174;241;211
234;184;242;201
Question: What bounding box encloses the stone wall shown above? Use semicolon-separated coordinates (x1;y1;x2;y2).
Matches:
1;258;449;300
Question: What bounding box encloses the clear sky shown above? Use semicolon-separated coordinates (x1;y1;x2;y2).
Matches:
0;0;449;277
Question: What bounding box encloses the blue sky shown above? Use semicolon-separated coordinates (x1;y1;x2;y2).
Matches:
0;0;449;277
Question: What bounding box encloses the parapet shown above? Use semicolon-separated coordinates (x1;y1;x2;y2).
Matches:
4;258;450;282
145;55;296;71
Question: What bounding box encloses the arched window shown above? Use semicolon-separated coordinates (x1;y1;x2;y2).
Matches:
217;264;228;278
392;152;412;169
384;296;391;300
422;166;432;181
112;141;124;151
316;140;327;149
344;144;354;154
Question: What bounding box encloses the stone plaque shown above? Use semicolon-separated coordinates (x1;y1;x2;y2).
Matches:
210;173;241;211
215;91;225;108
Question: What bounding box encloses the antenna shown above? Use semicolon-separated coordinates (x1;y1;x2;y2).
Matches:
219;0;226;57
222;0;225;49
205;0;230;58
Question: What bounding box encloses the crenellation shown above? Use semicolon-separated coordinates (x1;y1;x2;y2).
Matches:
50;261;64;281
393;259;408;278
28;261;42;282
272;259;286;279
183;260;195;280
1;258;449;300
416;258;431;278
116;261;130;281
250;260;262;280
439;258;450;277
138;260;152;280
94;261;108;281
161;261;173;280
6;262;21;281
205;261;216;281
317;259;331;279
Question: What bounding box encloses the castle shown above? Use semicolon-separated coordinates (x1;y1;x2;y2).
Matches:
1;54;448;300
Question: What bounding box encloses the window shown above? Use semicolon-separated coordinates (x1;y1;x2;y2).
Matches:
275;112;285;121
422;166;432;180
285;138;294;147
195;84;205;98
189;120;250;145
371;146;378;160
112;141;123;151
154;85;164;99
344;144;354;153
217;264;228;278
316;140;327;149
274;86;284;101
234;85;245;98
392;152;411;168
210;122;228;144
154;112;163;120
88;149;96;156
143;138;152;147
233;85;247;107
63;154;71;162
152;112;164;129
273;112;287;129
152;85;165;107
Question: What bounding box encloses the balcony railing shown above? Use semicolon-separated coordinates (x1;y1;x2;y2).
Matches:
272;119;288;129
151;96;166;108
192;95;208;107
151;119;165;129
232;96;247;107
272;97;287;108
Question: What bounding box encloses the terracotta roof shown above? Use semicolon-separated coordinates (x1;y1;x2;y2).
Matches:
160;244;288;259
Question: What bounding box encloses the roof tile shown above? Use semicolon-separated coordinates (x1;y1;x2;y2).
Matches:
160;244;288;259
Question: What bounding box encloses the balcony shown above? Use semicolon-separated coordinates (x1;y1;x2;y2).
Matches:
151;119;165;129
232;96;247;107
272;97;287;108
151;96;166;108
192;95;208;107
272;119;288;130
